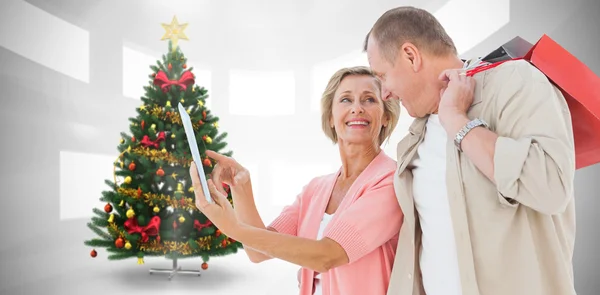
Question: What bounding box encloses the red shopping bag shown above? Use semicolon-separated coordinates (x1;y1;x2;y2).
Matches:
474;35;600;169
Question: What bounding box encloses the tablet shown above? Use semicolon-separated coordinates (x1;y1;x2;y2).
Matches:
178;102;212;204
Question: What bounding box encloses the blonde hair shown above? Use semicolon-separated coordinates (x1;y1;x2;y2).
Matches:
320;66;400;146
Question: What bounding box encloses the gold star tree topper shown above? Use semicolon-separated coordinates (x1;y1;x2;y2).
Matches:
161;16;189;52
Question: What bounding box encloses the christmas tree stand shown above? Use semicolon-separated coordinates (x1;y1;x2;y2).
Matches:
149;258;200;281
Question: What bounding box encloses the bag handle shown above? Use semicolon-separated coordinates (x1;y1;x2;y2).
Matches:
466;57;523;77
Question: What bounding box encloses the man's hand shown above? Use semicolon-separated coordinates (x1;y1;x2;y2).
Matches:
437;69;476;135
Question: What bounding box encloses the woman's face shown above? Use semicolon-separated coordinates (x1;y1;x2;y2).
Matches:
330;75;388;146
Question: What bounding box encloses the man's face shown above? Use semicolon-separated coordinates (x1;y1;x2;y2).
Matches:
366;37;426;118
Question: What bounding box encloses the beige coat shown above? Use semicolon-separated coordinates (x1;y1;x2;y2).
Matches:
387;60;577;295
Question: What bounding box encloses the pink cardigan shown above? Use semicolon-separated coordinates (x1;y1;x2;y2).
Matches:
269;151;404;295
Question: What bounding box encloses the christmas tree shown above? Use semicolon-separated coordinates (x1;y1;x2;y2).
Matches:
85;16;242;271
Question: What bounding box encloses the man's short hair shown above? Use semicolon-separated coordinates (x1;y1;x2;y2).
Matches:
364;6;457;63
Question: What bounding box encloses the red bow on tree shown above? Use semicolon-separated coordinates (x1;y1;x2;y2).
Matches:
124;216;161;243
194;220;213;231
153;71;195;93
140;132;166;149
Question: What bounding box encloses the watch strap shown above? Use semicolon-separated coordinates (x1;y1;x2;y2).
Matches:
454;118;489;152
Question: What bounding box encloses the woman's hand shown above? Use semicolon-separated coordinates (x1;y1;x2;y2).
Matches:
191;161;240;238
206;150;250;195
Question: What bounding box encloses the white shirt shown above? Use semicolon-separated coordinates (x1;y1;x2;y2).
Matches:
410;114;462;295
313;213;334;295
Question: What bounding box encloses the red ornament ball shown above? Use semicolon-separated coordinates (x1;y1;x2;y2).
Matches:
215;229;221;237
203;158;211;167
104;203;113;213
168;63;173;71
90;249;97;258
115;237;125;249
129;162;136;171
131;136;136;142
151;73;156;78
201;262;208;270
156;168;165;177
183;64;187;69
221;239;227;247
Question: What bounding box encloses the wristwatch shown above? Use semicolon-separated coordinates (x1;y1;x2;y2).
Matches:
454;118;489;152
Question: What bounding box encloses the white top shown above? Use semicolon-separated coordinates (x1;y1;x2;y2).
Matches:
313;213;334;295
410;114;462;295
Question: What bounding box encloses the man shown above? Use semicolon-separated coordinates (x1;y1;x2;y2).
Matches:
364;6;577;295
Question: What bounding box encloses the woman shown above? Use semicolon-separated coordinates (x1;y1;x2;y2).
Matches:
190;66;403;295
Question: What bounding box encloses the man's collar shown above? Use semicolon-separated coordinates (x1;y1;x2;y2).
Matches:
408;116;428;135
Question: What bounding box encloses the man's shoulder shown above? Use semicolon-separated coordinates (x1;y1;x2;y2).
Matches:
475;59;559;112
479;59;549;87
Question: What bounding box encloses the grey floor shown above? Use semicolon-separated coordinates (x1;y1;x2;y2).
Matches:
0;218;300;295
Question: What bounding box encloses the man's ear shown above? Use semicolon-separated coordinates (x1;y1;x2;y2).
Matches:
400;42;422;72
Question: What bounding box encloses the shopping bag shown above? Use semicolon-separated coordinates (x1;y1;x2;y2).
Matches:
475;35;600;169
481;36;533;63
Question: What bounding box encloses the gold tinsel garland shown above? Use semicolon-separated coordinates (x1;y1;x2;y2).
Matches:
117;187;197;211
139;236;216;254
132;146;191;166
148;105;205;129
116;186;234;212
